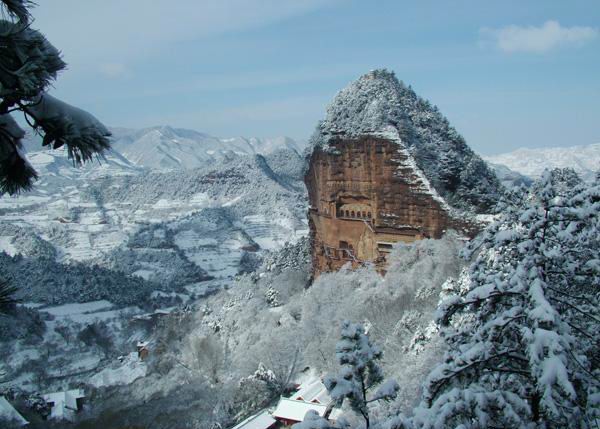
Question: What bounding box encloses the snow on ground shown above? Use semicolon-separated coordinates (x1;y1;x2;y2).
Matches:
150;291;191;303
0;236;18;256
184;279;225;298
1;139;307;286
46;352;102;378
0;135;310;415
40;300;114;317
186;245;242;279
132;269;155;280
241;214;308;250
89;352;147;388
41;302;141;330
53;308;141;325
174;230;217;249
10;346;41;366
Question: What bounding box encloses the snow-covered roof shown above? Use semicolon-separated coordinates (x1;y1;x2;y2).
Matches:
230;410;276;429
89;352;147;388
272;398;328;422
0;396;28;426
290;377;332;404
272;376;346;423
42;389;84;420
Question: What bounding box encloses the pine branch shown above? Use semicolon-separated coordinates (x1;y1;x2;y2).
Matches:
547;295;600;324
0;278;18;313
427;348;531;406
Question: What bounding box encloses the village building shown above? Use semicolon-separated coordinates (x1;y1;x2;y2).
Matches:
137;340;150;360
272;377;342;426
229;410;277;429
42;389;85;422
0;396;29;426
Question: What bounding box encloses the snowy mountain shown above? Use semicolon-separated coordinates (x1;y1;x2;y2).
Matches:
484;143;600;182
310;69;503;213
110;125;305;171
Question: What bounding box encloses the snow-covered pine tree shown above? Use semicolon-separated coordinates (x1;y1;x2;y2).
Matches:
0;0;110;195
411;169;600;428
324;321;400;429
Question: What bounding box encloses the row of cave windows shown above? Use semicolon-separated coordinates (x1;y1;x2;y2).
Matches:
321;206;429;223
337;210;372;220
320;207;372;219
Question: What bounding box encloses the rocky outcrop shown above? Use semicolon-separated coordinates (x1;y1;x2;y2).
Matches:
306;70;500;276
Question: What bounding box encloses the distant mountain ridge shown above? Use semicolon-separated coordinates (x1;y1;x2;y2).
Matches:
109;125;305;170
484;143;600;182
21;125;305;173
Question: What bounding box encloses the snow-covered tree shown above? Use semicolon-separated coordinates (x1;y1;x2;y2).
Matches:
325;321;399;429
292;410;348;429
412;169;600;428
265;285;281;307
0;0;110;194
183;334;225;384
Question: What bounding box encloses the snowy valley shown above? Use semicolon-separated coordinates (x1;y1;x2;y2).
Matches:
0;127;311;427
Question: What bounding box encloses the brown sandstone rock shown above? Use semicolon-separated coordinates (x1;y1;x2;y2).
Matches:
306;135;478;276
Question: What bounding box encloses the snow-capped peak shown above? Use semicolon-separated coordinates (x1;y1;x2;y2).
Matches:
309;69;503;213
314;69;408;142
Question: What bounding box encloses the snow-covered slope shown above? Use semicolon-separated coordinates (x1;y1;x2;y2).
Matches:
110;126;305;171
484;143;600;182
310;69;503;212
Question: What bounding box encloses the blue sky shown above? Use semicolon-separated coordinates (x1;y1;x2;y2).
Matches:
33;0;600;155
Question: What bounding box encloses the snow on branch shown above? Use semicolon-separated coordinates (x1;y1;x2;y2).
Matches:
370;379;400;403
0;1;111;193
0;20;65;98
25;93;111;164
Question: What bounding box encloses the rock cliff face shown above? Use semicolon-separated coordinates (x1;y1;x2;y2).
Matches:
306;70;501;275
